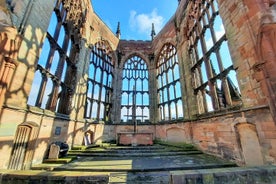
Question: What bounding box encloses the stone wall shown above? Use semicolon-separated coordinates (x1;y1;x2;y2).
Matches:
0;0;276;170
170;166;276;184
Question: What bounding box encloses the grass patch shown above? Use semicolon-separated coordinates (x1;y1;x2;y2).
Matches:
43;156;77;164
71;145;87;150
154;140;197;150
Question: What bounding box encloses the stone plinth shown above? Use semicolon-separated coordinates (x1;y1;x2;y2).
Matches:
117;132;153;146
48;144;60;159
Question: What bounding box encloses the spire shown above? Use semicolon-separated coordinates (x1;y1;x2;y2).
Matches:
116;22;121;39
151;23;156;40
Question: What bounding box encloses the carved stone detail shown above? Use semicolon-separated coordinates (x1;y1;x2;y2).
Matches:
0;26;21;110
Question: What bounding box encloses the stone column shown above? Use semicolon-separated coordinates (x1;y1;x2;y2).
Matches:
255;2;276;124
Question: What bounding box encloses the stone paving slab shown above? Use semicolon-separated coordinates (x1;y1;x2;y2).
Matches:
50;154;236;172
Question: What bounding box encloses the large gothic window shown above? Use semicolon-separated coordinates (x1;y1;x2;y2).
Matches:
157;43;184;121
27;0;74;114
85;42;114;121
121;56;149;123
187;0;241;114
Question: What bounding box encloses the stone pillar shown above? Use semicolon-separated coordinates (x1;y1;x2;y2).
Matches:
111;61;123;124
255;2;276;124
0;25;21;111
148;54;159;123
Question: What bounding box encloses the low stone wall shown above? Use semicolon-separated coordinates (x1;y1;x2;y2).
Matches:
0;170;109;184
170;166;276;184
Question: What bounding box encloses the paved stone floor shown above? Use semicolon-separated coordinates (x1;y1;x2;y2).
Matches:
29;144;237;183
1;144;276;183
52;154;235;172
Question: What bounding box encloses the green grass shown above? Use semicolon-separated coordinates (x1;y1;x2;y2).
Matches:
154;140;197;150
43;156;77;164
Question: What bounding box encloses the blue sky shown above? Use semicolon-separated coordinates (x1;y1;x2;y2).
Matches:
91;0;178;40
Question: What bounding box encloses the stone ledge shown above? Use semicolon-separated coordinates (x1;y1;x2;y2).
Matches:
0;170;109;184
170;166;276;184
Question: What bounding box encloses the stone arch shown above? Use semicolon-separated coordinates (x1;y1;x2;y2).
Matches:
83;129;94;145
235;122;264;166
166;127;187;143
119;52;150;69
8;121;39;170
155;42;177;64
91;39;117;67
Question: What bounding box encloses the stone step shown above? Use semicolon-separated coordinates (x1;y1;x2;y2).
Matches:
68;144;199;157
67;150;203;157
32;143;237;178
32;153;237;173
52;163;237;172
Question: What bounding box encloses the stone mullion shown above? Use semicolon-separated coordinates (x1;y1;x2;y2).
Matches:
161;74;165;120
197;19;219;110
127;69;131;121
62;33;70;55
89;56;97;118
97;66;104;120
197;65;209;112
165;62;171;120
35;72;48;107
50;54;67;112
46;79;60;111
103;66;109;121
55;53;66;79
45;42;57;71
197;61;208;112
208;4;233;107
215;47;232;106
53;19;62;41
87;82;93;118
173;83;177;104
160;62;166;120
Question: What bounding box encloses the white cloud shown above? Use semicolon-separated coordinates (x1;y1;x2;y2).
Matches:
129;8;164;36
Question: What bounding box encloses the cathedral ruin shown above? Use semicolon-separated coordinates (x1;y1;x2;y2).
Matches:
0;0;276;176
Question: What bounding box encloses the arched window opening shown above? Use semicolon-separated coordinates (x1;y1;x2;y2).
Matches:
85;42;114;122
27;1;74;114
121;55;150;123
188;0;241;114
157;43;184;121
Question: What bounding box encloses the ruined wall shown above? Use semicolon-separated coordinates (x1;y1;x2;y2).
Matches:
113;40;154;123
0;0;119;169
0;0;276;170
153;0;276;166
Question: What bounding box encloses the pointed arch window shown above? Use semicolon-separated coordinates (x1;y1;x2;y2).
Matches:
27;0;74;114
85;42;114;121
157;43;184;121
187;0;241;114
121;55;149;123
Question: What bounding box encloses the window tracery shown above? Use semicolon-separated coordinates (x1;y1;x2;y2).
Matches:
187;0;241;114
27;0;77;114
157;43;184;121
85;41;113;121
121;55;149;123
